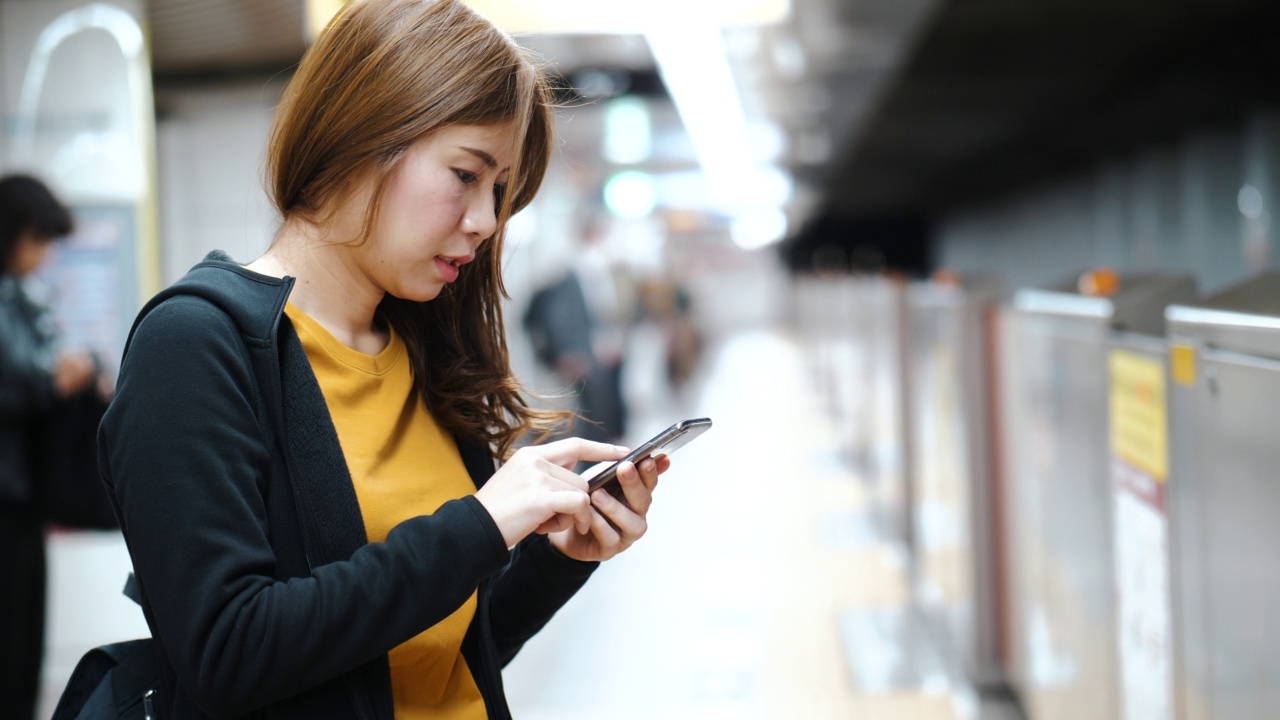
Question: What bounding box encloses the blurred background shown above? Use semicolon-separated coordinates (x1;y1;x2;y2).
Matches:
5;0;1280;718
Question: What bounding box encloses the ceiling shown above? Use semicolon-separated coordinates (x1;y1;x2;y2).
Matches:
143;0;1280;271
148;0;307;80
825;0;1280;222
143;0;936;233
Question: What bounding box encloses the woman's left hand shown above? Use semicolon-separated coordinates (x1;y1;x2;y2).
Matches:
548;454;670;562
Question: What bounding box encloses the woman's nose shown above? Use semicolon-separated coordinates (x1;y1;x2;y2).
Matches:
464;188;499;240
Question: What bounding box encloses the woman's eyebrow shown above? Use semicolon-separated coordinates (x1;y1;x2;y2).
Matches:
461;147;498;168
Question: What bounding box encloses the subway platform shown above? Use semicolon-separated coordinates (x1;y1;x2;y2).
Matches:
502;323;1024;720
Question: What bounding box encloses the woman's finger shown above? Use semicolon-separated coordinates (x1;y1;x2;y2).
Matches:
586;494;625;551
613;460;654;516
536;437;629;470
534;514;574;535
591;488;647;543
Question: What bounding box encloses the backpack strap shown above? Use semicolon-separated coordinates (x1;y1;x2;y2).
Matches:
50;639;158;719
105;640;160;716
50;645;117;719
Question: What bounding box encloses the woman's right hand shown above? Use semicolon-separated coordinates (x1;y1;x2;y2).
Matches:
474;438;629;548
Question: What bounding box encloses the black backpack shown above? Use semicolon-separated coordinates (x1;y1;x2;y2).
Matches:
51;636;159;719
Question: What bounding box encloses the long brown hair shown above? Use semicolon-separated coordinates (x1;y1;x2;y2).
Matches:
266;0;561;458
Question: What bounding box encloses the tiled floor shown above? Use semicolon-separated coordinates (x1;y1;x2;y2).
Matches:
38;325;1023;719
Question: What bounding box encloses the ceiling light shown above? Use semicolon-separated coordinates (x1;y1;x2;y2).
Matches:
731;209;788;250
604;171;657;218
1239;184;1264;220
603;96;652;164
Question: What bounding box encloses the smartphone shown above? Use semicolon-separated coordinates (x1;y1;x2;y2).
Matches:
586;417;713;497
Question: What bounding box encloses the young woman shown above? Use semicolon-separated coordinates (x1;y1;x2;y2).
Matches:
98;1;668;718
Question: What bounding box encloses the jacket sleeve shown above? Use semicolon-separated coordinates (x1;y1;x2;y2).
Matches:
99;297;511;718
486;527;599;665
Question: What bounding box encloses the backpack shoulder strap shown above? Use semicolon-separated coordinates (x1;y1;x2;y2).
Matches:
50;639;158;720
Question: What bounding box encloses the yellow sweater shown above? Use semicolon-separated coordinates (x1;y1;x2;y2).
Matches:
286;303;487;720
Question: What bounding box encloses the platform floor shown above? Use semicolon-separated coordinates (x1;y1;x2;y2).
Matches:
503;327;1022;720
37;324;1022;719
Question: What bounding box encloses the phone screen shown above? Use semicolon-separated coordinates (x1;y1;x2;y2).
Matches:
586;417;712;495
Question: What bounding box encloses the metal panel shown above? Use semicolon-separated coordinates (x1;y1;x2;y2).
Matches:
798;274;911;542
999;275;1195;720
1165;271;1280;358
858;277;911;544
1165;270;1280;720
906;281;1004;687
1006;307;1117;720
1173;351;1280;720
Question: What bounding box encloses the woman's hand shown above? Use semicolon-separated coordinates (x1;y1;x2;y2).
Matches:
474;438;629;548
549;454;670;562
52;351;97;397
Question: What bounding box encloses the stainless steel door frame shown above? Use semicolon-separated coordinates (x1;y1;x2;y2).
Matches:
1166;271;1280;720
906;280;1005;688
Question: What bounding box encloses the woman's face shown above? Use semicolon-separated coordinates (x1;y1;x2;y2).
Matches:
352;122;516;303
8;232;55;277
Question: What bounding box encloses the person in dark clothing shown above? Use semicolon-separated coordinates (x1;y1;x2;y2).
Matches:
97;2;670;719
523;270;624;444
522;216;632;445
0;173;100;719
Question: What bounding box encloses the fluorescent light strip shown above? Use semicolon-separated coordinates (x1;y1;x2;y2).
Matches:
647;23;762;215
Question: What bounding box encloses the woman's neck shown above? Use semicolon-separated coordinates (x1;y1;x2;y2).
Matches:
248;220;389;354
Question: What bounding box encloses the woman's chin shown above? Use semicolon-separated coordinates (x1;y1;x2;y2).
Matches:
388;282;445;303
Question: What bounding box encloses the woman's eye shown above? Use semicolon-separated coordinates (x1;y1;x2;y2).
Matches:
493;184;507;216
455;170;479;185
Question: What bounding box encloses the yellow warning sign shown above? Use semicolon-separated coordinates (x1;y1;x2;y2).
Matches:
1170;345;1197;387
1109;350;1169;482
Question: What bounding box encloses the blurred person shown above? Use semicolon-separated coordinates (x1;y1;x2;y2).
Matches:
637;279;704;393
96;1;670;719
664;283;703;391
522;268;600;435
573;214;634;439
522;214;632;444
0;173;102;720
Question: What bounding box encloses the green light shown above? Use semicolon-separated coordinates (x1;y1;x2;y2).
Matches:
604;171;657;219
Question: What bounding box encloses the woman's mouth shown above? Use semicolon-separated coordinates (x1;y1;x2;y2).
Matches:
436;256;460;283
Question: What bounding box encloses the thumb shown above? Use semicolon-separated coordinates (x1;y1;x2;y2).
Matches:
534;515;575;535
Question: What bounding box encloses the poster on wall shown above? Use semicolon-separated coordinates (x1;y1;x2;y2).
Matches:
33;204;137;373
1109;348;1173;720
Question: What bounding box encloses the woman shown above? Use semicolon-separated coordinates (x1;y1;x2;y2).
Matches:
0;174;99;719
98;1;667;718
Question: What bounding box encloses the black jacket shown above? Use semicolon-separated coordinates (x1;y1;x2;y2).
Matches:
0;274;54;503
98;251;597;720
